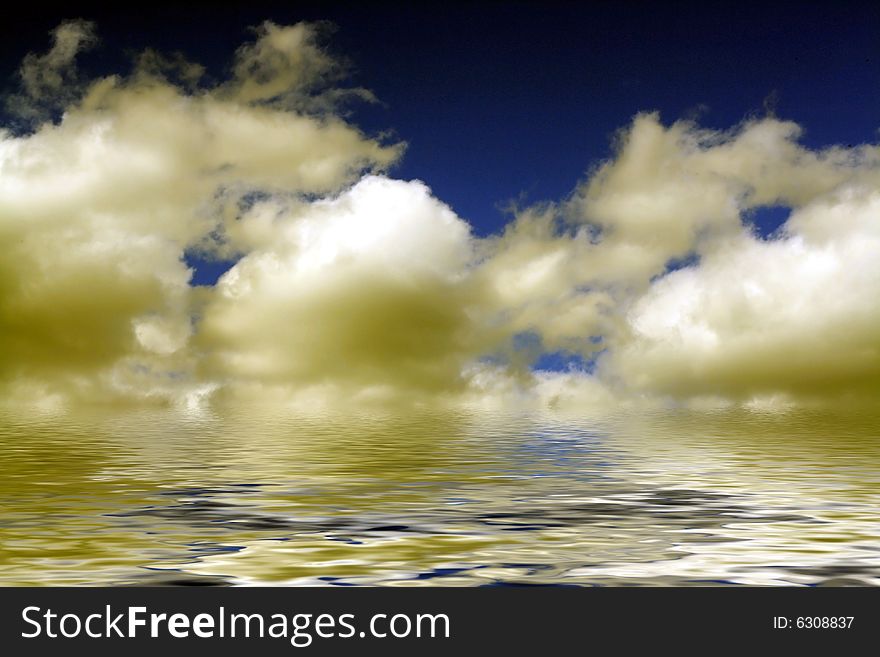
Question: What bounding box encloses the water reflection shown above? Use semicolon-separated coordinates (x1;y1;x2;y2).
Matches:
1;407;878;586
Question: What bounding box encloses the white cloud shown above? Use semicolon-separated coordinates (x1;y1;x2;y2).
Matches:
607;187;880;405
198;176;485;403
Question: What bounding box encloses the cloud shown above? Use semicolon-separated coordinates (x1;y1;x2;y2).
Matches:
0;21;400;407
1;25;878;412
223;21;375;112
476;113;880;410
6;19;97;123
197;176;490;406
607;188;880;406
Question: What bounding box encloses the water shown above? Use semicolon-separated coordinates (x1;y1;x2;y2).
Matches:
1;407;879;586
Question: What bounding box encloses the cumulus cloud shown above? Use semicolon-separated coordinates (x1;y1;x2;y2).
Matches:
0;21;400;407
477;113;880;410
1;24;878;412
197;176;490;406
608;188;880;406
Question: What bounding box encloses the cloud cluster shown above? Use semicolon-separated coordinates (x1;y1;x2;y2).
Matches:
2;23;878;412
0;21;400;407
610;188;880;407
487;114;880;410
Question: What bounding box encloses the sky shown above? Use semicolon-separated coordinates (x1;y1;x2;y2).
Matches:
1;2;879;412
4;2;878;240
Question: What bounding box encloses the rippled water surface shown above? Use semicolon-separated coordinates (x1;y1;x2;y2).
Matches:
1;408;879;586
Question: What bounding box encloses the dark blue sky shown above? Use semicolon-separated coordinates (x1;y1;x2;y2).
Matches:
4;1;878;242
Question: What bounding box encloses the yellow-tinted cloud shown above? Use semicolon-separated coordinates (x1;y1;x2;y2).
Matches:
608;188;880;406
223;21;375;112
2;26;879;413
0;22;400;407
197;176;491;406
477;113;880;410
6;19;97;123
